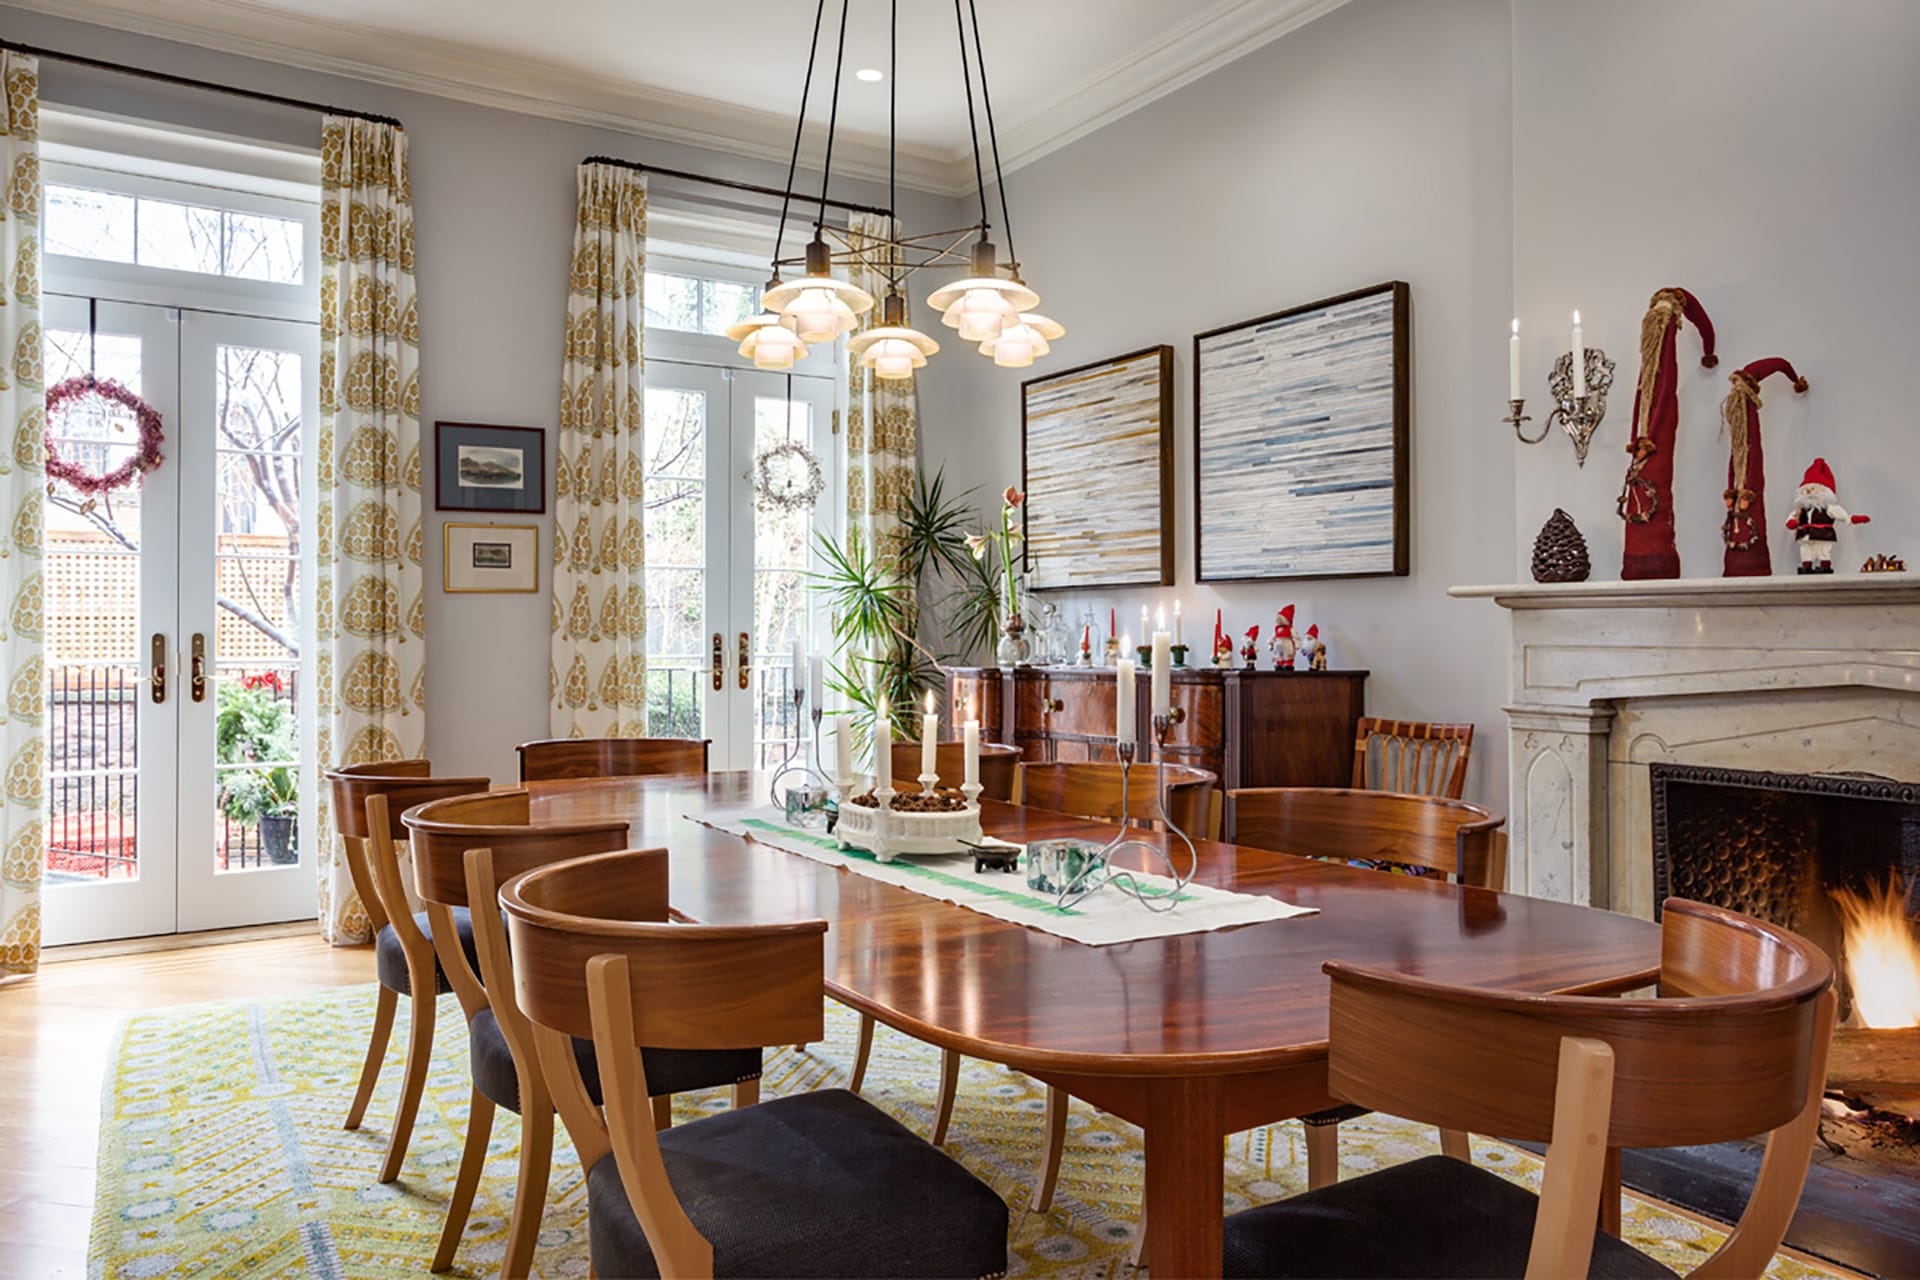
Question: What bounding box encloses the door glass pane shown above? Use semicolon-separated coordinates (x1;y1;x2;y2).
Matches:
43;330;146;882
752;396;812;768
212;345;304;873
643;388;706;738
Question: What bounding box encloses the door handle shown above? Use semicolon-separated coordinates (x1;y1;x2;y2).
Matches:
150;633;167;704
738;632;752;691
190;634;208;702
711;633;725;692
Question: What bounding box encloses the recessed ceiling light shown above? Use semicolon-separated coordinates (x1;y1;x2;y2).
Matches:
855;68;884;82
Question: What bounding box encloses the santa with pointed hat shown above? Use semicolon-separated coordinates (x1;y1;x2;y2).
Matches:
1784;458;1869;574
1720;357;1808;577
1618;286;1717;579
1270;605;1298;670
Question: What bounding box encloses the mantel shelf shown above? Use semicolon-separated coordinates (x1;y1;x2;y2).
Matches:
1449;573;1920;610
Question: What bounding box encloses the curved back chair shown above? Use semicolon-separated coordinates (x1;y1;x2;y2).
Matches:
516;737;710;782
402;789;760;1277
323;761;489;1184
889;740;1020;801
1014;760;1221;840
503;850;1008;1279
1222;900;1836;1279
1226;786;1504;1190
1351;717;1475;799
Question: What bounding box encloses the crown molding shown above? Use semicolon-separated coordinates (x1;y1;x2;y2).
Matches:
12;0;1351;197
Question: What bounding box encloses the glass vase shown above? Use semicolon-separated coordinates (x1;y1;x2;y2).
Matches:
996;613;1030;667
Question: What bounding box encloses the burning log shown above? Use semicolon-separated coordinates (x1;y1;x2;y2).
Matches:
1827;1026;1920;1092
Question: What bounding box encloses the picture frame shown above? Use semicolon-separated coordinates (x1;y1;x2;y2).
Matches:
443;522;539;593
434;421;546;514
1193;281;1409;583
1020;345;1174;592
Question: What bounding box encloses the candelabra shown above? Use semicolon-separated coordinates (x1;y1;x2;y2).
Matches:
1507;347;1617;466
769;686;830;819
1052;707;1197;913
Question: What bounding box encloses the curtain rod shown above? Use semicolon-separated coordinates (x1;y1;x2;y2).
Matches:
0;39;404;128
583;155;890;220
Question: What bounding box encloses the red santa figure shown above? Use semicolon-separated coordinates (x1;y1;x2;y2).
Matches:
1270;604;1298;670
1305;624;1328;671
1784;458;1869;575
1240;625;1260;670
1212;609;1234;668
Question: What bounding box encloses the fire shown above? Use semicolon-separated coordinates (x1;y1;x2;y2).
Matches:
1832;875;1920;1029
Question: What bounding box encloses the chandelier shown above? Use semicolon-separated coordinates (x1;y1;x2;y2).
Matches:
728;0;1064;380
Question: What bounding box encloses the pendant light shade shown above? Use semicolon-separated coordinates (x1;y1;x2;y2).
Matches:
978;312;1065;369
849;291;940;380
763;236;874;343
727;311;811;370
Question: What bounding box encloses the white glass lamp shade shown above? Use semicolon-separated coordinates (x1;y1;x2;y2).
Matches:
979;313;1064;368
848;325;940;381
928;276;1041;344
727;313;810;370
762;274;875;343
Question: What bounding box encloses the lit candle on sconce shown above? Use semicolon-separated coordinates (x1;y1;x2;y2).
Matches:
1509;318;1521;401
1571;310;1586;398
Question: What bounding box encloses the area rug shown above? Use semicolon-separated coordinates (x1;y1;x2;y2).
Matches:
89;986;1847;1279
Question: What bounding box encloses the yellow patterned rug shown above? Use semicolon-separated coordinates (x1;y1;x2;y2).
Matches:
89;986;1846;1279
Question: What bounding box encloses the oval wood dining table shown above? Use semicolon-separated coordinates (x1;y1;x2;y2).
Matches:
528;770;1661;1277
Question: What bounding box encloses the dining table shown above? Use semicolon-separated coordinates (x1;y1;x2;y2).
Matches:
528;769;1662;1277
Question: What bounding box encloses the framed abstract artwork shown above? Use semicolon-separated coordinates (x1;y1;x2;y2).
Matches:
434;421;546;514
1194;281;1409;582
443;522;539;593
1020;345;1174;591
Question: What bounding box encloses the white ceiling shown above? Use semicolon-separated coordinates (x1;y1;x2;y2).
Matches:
24;0;1350;194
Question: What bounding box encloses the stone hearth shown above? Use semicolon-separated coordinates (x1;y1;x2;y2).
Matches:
1451;575;1920;914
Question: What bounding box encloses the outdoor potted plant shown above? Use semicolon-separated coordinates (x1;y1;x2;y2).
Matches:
216;673;299;865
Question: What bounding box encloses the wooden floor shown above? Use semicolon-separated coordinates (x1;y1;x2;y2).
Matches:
0;931;373;1278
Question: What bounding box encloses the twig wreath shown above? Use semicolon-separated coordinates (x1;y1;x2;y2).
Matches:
752;439;824;513
45;374;166;496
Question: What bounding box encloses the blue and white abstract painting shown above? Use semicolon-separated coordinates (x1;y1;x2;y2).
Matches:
1196;285;1406;580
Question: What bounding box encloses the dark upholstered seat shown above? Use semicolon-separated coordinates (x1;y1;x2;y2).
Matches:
467;1009;761;1114
585;1088;1009;1278
375;908;478;996
1222;1154;1674;1279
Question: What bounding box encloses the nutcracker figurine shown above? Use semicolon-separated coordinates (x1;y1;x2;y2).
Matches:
1270;604;1298;671
1785;458;1870;574
1240;625;1260;670
1305;624;1328;671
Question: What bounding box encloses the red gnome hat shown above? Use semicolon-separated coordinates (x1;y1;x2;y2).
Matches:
1619;287;1718;580
1305;624;1319;638
1721;357;1808;578
1277;604;1295;630
1800;457;1836;490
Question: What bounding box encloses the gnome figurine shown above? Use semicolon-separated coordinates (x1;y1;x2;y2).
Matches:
1720;357;1808;577
1305;624;1328;671
1212;609;1234;668
1240;625;1260;670
1618;286;1718;580
1785;458;1870;574
1270;605;1298;671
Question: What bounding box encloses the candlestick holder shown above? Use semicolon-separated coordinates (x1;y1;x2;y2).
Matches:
1506;397;1545;444
1050;721;1198;913
917;770;940;796
1170;643;1188;668
770;686;831;821
1546;347;1617;466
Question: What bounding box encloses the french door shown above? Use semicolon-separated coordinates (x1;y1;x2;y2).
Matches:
642;359;837;771
41;297;319;945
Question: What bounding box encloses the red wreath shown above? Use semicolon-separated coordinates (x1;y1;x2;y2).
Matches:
45;374;166;495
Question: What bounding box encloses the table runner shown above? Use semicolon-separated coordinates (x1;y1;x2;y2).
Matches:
693;807;1314;946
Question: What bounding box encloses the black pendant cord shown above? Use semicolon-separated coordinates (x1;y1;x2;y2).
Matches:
887;0;901;291
965;0;1017;274
953;0;992;240
0;38;401;128
772;0;830;280
814;0;853;238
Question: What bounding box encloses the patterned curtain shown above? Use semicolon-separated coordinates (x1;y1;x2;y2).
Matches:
0;53;41;977
845;212;917;586
314;116;425;945
549;163;647;738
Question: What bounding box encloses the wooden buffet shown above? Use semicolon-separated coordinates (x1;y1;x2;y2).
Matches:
948;664;1368;791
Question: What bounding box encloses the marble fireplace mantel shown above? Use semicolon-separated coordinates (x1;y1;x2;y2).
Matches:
1450;574;1920;915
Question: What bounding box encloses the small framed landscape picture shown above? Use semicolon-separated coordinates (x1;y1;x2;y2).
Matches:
435;421;546;514
444;522;539;593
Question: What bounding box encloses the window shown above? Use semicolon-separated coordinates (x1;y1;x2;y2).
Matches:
644;269;758;336
46;182;306;285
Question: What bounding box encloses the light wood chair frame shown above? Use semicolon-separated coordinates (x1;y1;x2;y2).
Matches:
401;788;631;1277
514;736;711;782
1351;716;1475;800
503;848;829;1279
1314;898;1836;1278
323;761;489;1185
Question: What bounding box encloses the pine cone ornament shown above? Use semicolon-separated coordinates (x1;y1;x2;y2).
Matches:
1532;508;1592;583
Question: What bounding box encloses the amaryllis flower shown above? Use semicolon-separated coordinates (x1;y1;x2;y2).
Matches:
1003;485;1025;508
966;533;990;559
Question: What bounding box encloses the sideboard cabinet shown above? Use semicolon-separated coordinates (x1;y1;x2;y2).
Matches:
946;665;1367;792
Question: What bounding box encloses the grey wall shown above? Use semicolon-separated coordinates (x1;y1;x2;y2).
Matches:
1513;0;1920;582
3;4;966;784
936;0;1517;805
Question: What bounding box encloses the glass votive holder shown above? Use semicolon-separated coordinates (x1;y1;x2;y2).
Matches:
1026;838;1106;896
784;785;831;829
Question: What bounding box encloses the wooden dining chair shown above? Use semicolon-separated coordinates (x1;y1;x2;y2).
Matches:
501;848;1010;1278
404;790;763;1278
324;761;490;1184
1226;786;1504;1190
515;736;711;782
1351;717;1475;799
1221;899;1836;1279
888;740;1020;801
